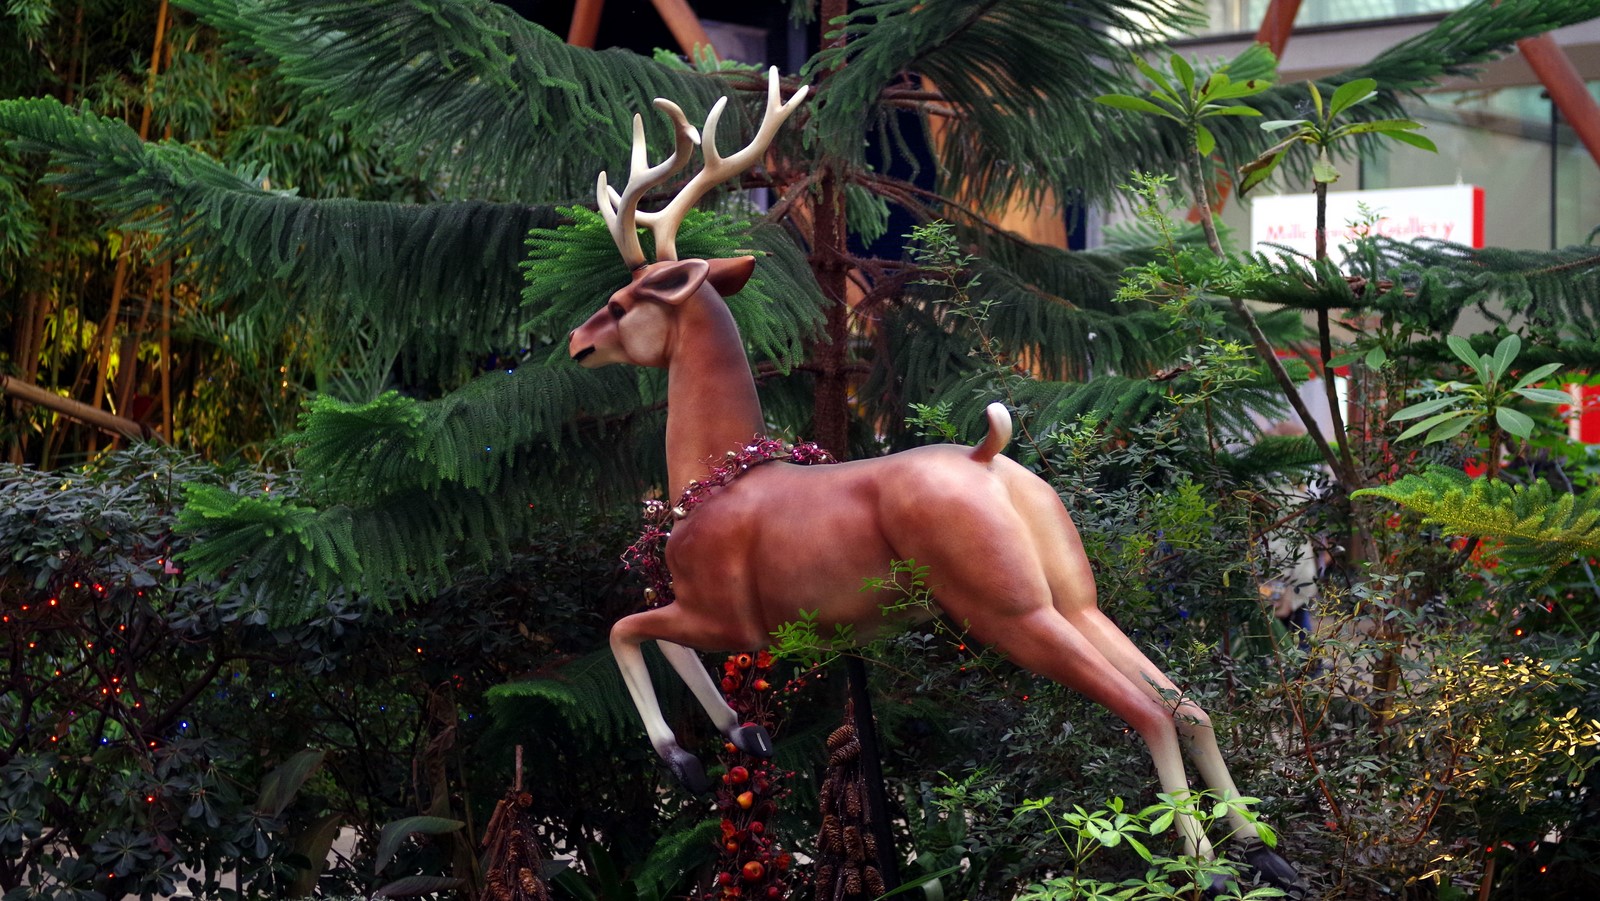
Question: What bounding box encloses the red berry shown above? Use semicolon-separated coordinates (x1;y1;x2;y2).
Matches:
729;766;750;784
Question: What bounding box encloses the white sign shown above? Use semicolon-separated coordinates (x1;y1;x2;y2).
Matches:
1248;184;1484;259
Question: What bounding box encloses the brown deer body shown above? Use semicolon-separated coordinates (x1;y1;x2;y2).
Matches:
565;70;1300;891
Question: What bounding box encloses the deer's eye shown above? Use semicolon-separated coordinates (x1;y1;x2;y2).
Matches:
608;302;626;320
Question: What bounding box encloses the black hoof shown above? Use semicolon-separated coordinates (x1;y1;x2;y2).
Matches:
728;724;773;758
665;747;709;794
1241;841;1306;898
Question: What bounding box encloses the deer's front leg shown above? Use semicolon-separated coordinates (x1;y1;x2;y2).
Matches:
658;641;774;758
611;613;711;793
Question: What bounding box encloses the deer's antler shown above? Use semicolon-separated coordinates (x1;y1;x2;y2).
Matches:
600;67;809;268
597;99;700;269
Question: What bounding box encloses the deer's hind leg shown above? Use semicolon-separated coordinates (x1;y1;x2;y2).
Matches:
906;503;1216;858
1023;488;1303;891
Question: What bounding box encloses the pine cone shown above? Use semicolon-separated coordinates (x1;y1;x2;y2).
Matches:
865;866;886;897
822;814;844;853
828;737;861;766
844;782;863;820
816;864;835;894
845;825;866;863
844;865;863;895
826;724;857;751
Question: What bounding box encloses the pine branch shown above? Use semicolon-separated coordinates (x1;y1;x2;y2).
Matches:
176;0;772;202
0;96;562;385
1244;237;1600;367
486;649;687;752
809;0;1199;207
290;351;646;499
175;467;581;623
1354;467;1600;567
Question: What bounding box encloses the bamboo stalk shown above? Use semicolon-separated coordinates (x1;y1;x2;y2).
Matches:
86;0;169;455
1;375;158;443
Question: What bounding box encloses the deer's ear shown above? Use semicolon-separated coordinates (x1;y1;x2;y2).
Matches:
707;256;756;296
634;259;710;305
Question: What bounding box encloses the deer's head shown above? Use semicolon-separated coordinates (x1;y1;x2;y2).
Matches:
567;69;806;370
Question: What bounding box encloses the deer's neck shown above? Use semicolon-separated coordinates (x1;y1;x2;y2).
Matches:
664;295;765;497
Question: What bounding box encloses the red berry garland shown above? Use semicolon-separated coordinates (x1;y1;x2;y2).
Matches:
623;438;835;609
705;649;796;900
617;437;834;899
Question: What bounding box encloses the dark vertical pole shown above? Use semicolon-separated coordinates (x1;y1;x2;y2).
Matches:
815;1;899;890
845;656;901;892
812;0;851;457
1550;97;1560;250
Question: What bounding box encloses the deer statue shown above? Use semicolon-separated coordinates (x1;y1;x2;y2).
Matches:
565;68;1301;891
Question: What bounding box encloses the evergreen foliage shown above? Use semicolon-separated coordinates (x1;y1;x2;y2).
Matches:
175;0;751;202
0;96;565;385
5;0;1593;620
809;0;1201;206
1355;466;1600;566
487;648;690;752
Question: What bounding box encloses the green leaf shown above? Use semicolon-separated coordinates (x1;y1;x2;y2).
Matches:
1208;77;1273;100
1257;822;1279;848
1446;335;1485;379
1094;94;1177;118
1334;118;1425;137
1425;412;1479;443
1514;362;1564;389
1384;130;1439;152
1391;395;1461;421
1200;105;1263;117
1171;53;1196;94
1490;333;1522;381
1259;118;1308;132
1148;810;1174;834
1496;406;1535;440
1308;81;1325;119
1365;347;1388;369
1328;350;1362;368
1312;149;1339;184
1196;124;1216;157
1133;55;1178;98
1199;71;1229;101
255;749;327;818
1396;409;1470;442
1515;387;1574;405
375;816;464;874
1328;78;1378;117
1237;150;1285;195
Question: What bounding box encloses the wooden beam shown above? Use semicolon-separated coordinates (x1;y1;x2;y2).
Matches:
1255;0;1303;59
1;375;161;444
1517;33;1600;171
567;0;604;48
649;0;716;61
